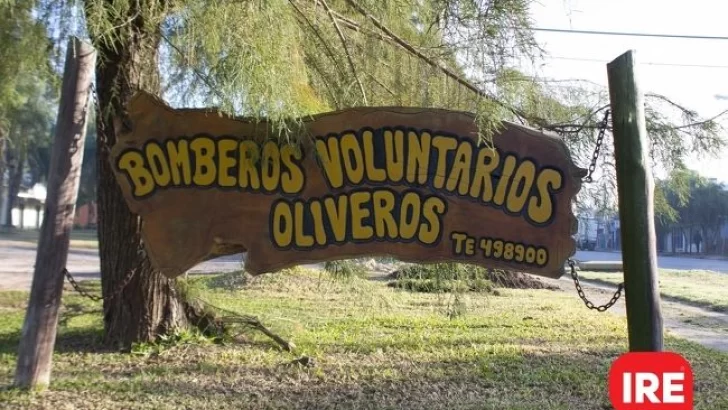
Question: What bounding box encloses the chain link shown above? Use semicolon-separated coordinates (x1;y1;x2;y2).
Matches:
568;260;623;312
70;84;138;301
89;82;100;113
583;110;610;183
63;267;137;302
88;82;113;156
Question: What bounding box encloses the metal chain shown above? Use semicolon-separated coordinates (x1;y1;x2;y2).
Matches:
63;267;137;302
568;260;623;312
88;82;113;156
583;110;611;183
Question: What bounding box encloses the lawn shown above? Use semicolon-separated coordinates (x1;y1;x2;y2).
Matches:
1;268;727;409
578;269;728;312
0;229;98;249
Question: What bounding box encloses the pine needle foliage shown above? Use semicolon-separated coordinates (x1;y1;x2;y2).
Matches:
0;0;54;133
28;0;726;198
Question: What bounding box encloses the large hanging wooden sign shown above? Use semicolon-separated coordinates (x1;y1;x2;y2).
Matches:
111;92;584;279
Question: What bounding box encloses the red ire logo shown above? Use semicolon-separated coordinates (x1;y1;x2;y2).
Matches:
609;352;693;410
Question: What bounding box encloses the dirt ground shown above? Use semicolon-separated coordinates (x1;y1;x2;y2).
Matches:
548;276;728;352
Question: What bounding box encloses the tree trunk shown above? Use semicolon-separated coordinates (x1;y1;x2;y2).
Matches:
14;37;95;388
4;152;26;227
91;5;187;348
0;130;6;221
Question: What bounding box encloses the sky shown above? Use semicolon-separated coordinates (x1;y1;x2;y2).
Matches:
524;0;728;182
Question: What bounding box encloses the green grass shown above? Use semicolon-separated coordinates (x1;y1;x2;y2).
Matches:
578;269;728;312
1;268;727;409
0;229;98;249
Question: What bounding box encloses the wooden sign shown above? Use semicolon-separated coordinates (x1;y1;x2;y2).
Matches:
110;92;584;279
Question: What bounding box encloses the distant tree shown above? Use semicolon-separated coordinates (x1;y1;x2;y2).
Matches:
655;169;728;254
2;79;57;227
0;0;54;221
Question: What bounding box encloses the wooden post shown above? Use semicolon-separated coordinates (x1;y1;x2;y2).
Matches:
607;50;663;351
14;37;96;389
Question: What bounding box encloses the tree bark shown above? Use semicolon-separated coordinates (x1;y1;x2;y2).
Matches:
0;130;6;221
90;3;187;348
14;37;95;389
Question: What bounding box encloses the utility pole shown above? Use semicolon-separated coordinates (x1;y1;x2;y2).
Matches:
607;50;663;351
14;37;96;388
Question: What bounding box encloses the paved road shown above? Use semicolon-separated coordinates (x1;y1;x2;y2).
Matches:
0;240;245;290
575;250;728;273
3;239;728;290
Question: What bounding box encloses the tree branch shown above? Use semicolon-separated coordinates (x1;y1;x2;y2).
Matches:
160;33;225;102
341;0;530;122
320;0;368;105
288;0;348;81
195;298;295;352
671;109;728;130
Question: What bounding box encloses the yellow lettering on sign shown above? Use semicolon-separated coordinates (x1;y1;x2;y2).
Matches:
362;130;386;182
349;191;373;241
116;127;569;236
166;140;192;185
372;190;397;239
493;154;516;206
446;142;472;195
324;196;348;242
419;196;446;245
315;137;344;188
272;201;293;248
406;131;431;184
238;140;261;190
190;136;216;186
384;130;404;183
294;201;314;247
118;151;155;197
528;168;563;224
145;142;171;187
431;136;457;189
280;145;304;194
340;132;365;185
399;192;421;240
309;201;327;246
506;160;536;214
261;141;281;192
217;138;238;187
469;147;499;202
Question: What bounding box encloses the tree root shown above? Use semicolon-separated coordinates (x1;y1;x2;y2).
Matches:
221;315;296;352
184;297;295;352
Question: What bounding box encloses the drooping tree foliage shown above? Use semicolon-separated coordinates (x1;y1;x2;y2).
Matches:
0;0;55;223
25;0;725;345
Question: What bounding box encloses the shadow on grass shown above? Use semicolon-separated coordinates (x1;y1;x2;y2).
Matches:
41;350;622;410
0;326;111;356
2;336;727;409
0;299;110;356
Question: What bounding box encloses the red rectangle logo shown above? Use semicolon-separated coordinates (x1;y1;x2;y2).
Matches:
609;352;693;410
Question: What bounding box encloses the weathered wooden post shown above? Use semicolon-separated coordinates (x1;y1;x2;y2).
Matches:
607;50;664;351
14;37;96;388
